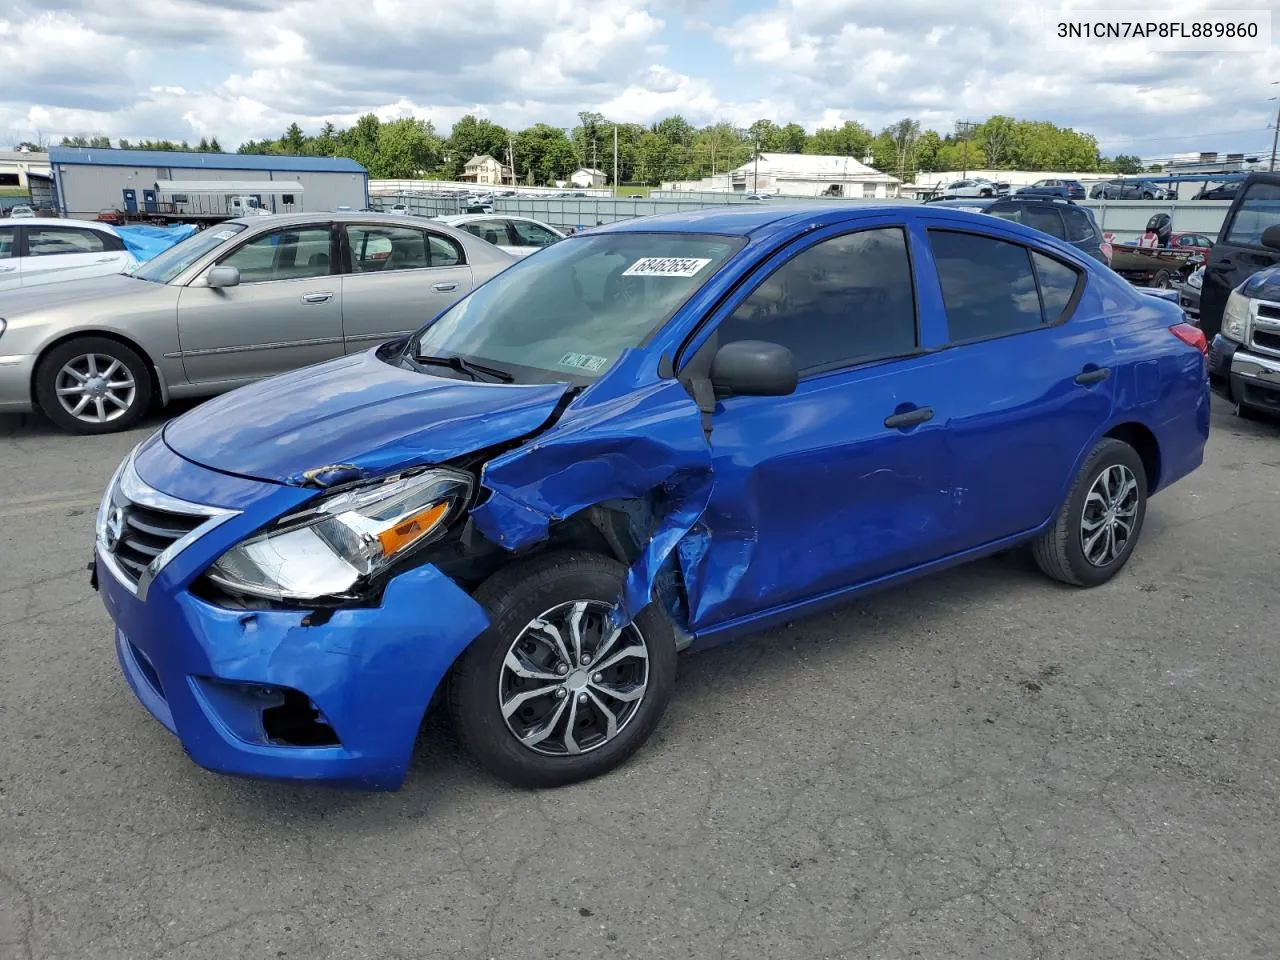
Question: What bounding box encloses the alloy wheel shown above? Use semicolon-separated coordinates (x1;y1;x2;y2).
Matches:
54;353;137;424
1080;464;1140;567
498;599;650;757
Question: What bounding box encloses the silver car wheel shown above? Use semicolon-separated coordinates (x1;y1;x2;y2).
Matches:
498;599;650;757
1080;464;1140;567
55;353;137;424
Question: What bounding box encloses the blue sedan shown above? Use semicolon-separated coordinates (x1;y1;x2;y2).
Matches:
91;203;1211;791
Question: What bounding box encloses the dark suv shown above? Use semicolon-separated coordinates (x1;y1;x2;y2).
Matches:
925;197;1109;264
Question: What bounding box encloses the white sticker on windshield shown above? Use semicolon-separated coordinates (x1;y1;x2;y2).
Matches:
621;257;712;278
210;230;237;240
559;352;610;372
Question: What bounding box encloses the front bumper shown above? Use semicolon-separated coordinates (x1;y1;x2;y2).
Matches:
0;354;35;412
1208;335;1280;415
95;435;490;791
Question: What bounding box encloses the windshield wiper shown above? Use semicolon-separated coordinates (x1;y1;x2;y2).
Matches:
414;353;514;383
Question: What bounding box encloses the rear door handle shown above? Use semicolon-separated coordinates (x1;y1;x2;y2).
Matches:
1075;367;1111;385
95;256;119;263
432;281;458;292
0;265;15;273
884;406;934;429
301;292;334;304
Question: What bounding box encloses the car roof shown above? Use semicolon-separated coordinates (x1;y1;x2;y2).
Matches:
589;203;925;237
435;213;558;228
2;216;118;233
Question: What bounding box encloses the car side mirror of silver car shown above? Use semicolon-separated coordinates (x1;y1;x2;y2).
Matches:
710;340;798;398
1260;225;1280;252
206;265;241;288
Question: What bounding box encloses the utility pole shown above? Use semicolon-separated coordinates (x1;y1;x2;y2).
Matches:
508;136;516;186
1270;83;1280;172
613;125;619;198
753;135;760;191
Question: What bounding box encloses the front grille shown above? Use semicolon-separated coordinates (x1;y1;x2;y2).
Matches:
1250;299;1280;359
107;491;205;587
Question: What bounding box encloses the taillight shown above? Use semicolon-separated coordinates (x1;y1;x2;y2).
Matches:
1170;322;1207;355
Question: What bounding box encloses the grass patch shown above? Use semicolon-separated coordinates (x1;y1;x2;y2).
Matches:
615;185;650;198
0;187;30;197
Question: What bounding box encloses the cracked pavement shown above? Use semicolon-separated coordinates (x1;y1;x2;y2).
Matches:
1;397;1278;960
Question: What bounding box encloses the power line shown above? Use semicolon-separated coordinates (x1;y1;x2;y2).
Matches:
1097;126;1270;147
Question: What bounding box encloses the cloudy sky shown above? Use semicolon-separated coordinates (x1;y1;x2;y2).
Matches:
1;0;1276;160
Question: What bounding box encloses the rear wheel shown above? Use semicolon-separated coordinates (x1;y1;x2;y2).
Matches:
1152;270;1172;289
448;551;677;788
1032;438;1148;587
34;336;153;434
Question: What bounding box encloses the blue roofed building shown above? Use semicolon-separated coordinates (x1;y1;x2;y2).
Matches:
48;147;369;219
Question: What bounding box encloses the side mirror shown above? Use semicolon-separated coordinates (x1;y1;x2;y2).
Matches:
206;265;240;288
1261;225;1280;252
710;340;798;398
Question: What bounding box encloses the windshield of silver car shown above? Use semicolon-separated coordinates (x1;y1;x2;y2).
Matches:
131;224;248;284
412;232;744;381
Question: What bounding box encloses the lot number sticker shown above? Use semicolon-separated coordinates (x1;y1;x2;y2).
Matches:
621;257;712;278
559;352;610;372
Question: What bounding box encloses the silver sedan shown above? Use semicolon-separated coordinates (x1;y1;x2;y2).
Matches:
0;212;515;433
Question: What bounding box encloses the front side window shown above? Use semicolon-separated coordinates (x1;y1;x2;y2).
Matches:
461;220;508;247
713;227;917;375
1225;183;1280;247
26;226;108;256
414;232;743;381
509;220;559;247
219;227;333;283
0;226;13;259
930;230;1048;341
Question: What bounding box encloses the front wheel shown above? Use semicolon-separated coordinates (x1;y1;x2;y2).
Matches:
448;551;677;788
34;336;153;434
1032;438;1148;587
1152;270;1172;289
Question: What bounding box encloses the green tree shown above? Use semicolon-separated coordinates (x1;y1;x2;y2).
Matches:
196;137;210;152
915;130;943;172
1103;153;1142;174
805;120;872;158
975;116;1017;168
513;124;577;184
446;115;511;178
280;122;306;155
209;137;222;153
572;111;608;171
372;118;443;178
885;118;920;181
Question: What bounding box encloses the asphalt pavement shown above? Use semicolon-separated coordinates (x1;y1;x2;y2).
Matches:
1;397;1278;960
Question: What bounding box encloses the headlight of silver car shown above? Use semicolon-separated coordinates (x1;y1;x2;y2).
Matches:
1221;289;1252;343
207;468;474;601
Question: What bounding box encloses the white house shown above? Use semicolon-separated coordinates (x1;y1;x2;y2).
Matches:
570;167;607;189
664;153;901;198
461;154;512;185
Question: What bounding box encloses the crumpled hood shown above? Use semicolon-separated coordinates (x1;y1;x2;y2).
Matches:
162;350;570;484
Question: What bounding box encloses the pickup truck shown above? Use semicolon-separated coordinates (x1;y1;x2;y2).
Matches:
1199;171;1280;340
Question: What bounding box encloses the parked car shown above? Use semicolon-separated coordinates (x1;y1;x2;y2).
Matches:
1178;264;1204;320
390;203;410;215
89;202;1209;791
1199;172;1280;340
1170;232;1214;264
938;178;1000;198
924;197;1110;264
434;214;566;258
1193;182;1240;201
1089;179;1169;200
0;213;515;433
0;218;135;293
1208;259;1280;420
1018;179;1086;200
8;204;35;219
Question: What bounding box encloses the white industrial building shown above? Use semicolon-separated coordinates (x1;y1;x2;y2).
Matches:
663;153;901;198
569;167;608;189
48;147;368;219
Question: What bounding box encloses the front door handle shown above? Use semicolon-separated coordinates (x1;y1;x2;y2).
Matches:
0;265;15;274
432;281;458;292
884;406;934;429
301;292;334;304
1075;366;1111;385
95;256;119;263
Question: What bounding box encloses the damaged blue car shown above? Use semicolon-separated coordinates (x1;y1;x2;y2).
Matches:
92;204;1211;790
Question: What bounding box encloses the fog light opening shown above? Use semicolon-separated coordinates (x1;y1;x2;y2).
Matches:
262;689;340;747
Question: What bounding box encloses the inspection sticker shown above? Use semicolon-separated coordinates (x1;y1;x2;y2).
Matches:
621;257;712;278
559;352;610;372
210;229;237;240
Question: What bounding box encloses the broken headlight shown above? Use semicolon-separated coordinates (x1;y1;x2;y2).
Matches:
207;468;473;601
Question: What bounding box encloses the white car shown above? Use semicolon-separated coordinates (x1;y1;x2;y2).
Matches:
0;217;136;292
433;214;566;258
8;205;35;219
939;178;1000;199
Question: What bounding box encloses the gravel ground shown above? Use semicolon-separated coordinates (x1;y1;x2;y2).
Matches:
1;397;1277;960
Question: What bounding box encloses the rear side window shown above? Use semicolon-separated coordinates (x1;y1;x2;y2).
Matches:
987;203;1065;239
0;226;13;259
1062;207;1096;242
929;230;1079;342
1224;183;1280;247
26;226;109;256
714;226;917;375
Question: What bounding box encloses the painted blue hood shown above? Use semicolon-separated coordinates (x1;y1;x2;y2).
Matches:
162;350;570;484
1241;265;1280;303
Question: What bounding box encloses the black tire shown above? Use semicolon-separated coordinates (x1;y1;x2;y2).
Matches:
1233;398;1266;422
34;336;153;434
448;550;677;788
1031;438;1148;587
980;188;993;198
1142;191;1154;200
1152;270;1171;289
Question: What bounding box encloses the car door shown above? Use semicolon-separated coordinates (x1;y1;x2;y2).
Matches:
18;224;130;288
339;222;473;351
0;225;17;292
1200;175;1280;339
912;222;1116;549
175;222;343;384
678;222;956;630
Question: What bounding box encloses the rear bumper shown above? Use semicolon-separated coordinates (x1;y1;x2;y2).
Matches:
0;354;35;412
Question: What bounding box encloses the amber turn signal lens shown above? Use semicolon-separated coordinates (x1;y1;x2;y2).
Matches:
376;502;449;557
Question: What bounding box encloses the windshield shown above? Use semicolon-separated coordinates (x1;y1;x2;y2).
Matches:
131;224;247;283
412;231;744;381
